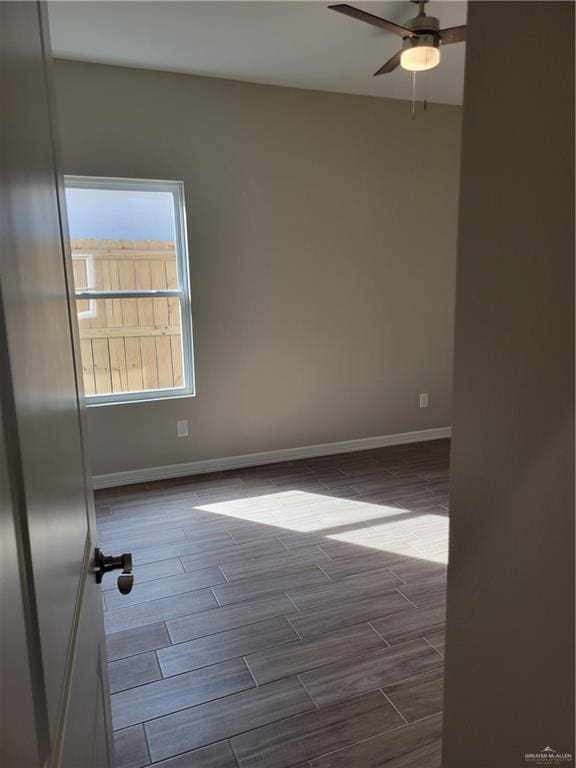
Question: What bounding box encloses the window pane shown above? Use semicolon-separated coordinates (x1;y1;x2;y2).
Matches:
76;298;184;397
66;187;178;290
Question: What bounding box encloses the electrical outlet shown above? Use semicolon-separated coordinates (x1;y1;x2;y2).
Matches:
419;392;429;408
176;419;189;438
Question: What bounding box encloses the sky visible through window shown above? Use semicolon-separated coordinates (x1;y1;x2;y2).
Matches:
65;187;176;240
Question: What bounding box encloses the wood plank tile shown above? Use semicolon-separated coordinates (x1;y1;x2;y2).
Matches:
145;678;315;762
327;473;421;490
96;484;165;505
106;622;171;662
409;533;448;551
102;558;184;592
203;502;316;522
391;462;447;477
321;519;414;540
370;604;446;645
108;651;161;694
386;559;446;584
310;713;442;768
420;478;449;491
99;526;186;551
105;568;225;610
349;476;429;495
212;566;330;607
194;511;312;544
131;532;235;566
276;527;344;548
246;623;386;686
166;594;297;644
301;638;443;706
301;454;379;470
372;739;441;768
186;515;282;544
321;468;396;484
185;491;285;508
100;511;194;533
290;592;414;640
221;545;329;581
227;519;329;545
317;537;419;562
313;504;407;526
351;487;430;505
111;657;254;730
105;589;217;634
269;477;329;493
317;551;407;579
152;741;237;768
231;690;403;768
396;492;449;511
409;540;449;558
162;475;240;492
404;514;449;531
98;518;191;540
425;630;445;655
114;725;150;768
178;487;261;503
396;583;446;608
97;504;195;526
287;568;404;612
276;530;364;551
192;520;283;545
189;502;290;521
100;504;195;524
158;617;297;677
179;538;287;574
175;475;259;492
384;669;444;722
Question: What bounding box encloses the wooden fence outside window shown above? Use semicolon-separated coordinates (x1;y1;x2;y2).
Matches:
72;239;184;397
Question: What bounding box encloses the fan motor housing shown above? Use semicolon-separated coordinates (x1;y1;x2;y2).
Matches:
404;14;440;34
403;14;440;54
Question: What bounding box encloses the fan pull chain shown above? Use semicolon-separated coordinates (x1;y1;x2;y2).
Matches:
424;69;428;111
411;71;416;120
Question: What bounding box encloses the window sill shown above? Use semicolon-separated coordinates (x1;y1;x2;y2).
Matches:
85;389;196;407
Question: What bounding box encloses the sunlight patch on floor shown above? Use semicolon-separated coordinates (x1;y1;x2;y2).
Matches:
197;490;449;565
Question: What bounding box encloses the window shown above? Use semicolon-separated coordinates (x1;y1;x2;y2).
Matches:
65;176;195;404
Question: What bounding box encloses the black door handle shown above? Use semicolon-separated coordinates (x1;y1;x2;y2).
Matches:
94;547;134;594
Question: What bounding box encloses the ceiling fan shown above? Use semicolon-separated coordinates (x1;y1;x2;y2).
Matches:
329;0;466;75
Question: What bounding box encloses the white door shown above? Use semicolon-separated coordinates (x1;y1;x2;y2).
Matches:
1;3;117;766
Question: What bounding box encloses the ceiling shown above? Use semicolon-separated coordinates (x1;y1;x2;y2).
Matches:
48;1;467;105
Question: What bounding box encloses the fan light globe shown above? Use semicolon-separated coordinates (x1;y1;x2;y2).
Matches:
400;45;441;72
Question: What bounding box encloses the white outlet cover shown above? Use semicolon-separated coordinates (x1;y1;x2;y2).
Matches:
419;393;429;408
176;419;189;437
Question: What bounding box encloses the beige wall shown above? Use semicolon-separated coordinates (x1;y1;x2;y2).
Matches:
53;60;461;476
443;3;574;766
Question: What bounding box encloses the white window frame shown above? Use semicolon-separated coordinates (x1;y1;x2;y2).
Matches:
65;175;195;405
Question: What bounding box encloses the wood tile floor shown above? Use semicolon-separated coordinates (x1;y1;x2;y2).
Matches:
95;439;450;768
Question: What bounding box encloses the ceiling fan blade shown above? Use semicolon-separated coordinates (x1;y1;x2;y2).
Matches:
328;4;419;38
373;50;403;76
439;25;466;44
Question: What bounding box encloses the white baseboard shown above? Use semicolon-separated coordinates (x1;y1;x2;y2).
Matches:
92;426;451;490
